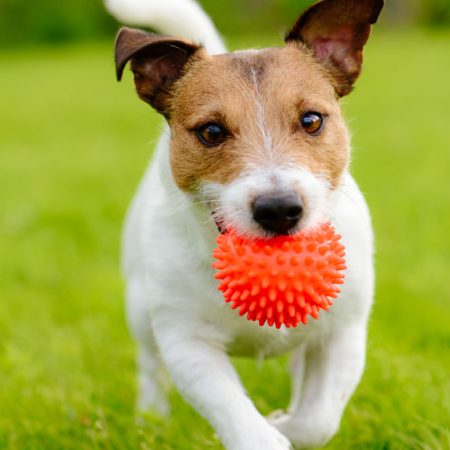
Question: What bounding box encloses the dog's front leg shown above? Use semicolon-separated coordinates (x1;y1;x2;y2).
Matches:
153;317;292;450
271;323;367;449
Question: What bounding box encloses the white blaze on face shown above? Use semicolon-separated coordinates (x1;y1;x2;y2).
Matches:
251;67;273;157
201;166;330;237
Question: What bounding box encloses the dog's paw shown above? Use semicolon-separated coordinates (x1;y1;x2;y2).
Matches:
269;413;338;449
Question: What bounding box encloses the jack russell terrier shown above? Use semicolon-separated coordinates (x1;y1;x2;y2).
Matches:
105;0;384;448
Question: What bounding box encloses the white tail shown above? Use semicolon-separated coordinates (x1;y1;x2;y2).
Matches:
105;0;227;54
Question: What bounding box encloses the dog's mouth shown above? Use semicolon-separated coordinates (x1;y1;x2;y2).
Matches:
212;213;226;234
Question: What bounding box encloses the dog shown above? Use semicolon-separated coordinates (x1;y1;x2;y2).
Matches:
105;0;383;448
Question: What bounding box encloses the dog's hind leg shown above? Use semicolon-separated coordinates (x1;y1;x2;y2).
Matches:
126;276;170;415
267;344;307;424
135;342;170;415
286;344;307;415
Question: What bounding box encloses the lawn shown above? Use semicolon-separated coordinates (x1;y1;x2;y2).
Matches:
0;29;449;449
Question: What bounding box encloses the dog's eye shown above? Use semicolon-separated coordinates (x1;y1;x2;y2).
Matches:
300;112;323;135
196;123;227;147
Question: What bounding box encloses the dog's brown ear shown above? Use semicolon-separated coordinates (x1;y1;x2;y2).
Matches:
286;0;383;96
115;27;201;116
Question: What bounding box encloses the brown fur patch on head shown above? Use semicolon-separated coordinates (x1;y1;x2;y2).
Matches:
168;44;350;192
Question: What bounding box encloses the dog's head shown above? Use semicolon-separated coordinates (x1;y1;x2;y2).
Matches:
115;0;383;237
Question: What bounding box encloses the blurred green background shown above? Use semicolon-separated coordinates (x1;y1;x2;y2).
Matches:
0;0;449;47
0;0;449;449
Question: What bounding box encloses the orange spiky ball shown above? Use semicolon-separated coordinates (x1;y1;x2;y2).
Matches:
212;222;346;329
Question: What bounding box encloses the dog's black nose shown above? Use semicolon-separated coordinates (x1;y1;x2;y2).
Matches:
252;193;303;235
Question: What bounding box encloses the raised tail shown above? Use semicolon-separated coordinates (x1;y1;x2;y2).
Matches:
105;0;227;54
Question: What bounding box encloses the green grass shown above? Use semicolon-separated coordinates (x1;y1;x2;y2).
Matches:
1;29;449;449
